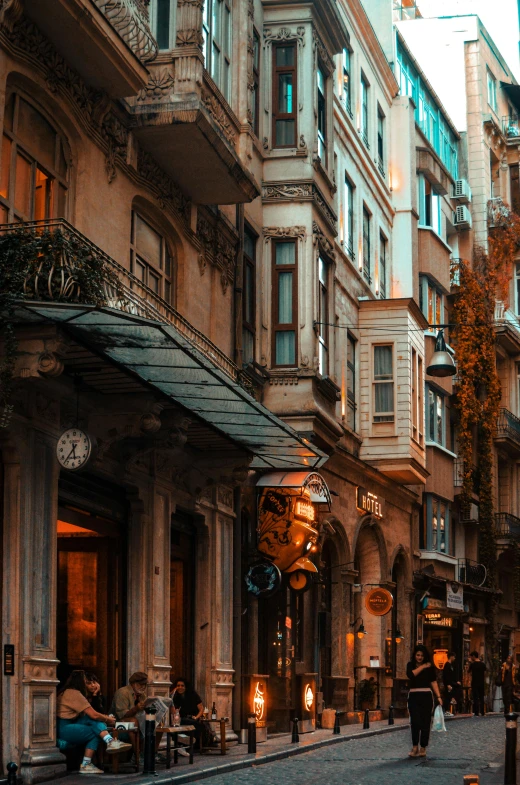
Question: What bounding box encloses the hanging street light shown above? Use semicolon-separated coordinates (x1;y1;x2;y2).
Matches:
426;329;456;378
394;626;404;644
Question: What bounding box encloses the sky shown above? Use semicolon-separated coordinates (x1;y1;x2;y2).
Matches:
418;0;520;80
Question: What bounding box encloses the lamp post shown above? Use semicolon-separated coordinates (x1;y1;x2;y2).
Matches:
426;329;456;377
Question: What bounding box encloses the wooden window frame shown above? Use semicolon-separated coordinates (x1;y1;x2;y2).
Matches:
426;384;446;446
272;239;298;367
202;0;232;100
372;343;394;423
272;42;297;149
242;223;257;365
130;210;174;305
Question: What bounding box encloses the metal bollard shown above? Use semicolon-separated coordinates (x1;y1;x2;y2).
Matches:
504;712;518;785
291;717;299;743
388;704;394;726
363;708;370;729
333;710;341;735
247;713;257;754
142;705;157;776
6;762;17;785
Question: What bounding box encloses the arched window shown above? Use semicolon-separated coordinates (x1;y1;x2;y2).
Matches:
0;92;68;223
130;210;175;304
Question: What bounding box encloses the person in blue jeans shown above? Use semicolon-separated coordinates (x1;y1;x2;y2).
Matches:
57;670;131;775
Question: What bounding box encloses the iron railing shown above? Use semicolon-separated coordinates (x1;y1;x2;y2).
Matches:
0;219;238;381
456;558;486;586
496;408;520;448
502;115;520;139
495;512;520;539
93;0;158;62
377;156;385;178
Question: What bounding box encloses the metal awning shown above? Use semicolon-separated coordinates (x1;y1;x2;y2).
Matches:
501;82;520;112
256;470;331;506
17;302;327;470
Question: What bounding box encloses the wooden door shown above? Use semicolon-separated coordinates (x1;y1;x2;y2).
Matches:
170;522;195;682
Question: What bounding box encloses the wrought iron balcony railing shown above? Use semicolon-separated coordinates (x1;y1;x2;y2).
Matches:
453;458;479;493
0;219;238;381
93;0;158;62
495;512;520;539
456;558;487;587
502;115;520;139
496;407;520;448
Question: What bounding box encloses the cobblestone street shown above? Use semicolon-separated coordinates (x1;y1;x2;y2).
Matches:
187;716;507;785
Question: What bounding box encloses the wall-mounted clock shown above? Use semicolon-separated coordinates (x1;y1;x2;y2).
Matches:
56;428;92;471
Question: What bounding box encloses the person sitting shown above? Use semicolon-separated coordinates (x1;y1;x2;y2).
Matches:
110;672;163;759
171;678;204;745
57;669;131;776
85;673;105;714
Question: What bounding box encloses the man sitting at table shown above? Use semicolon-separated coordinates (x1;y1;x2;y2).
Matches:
171;678;204;744
111;672;163;757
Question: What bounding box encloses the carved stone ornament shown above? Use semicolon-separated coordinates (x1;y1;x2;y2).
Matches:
312;184;337;234
137;68;175;102
247;0;254;19
263;226;306;240
37;352;64;377
264;26;305;45
312;29;334;75
196;208;238;292
198;253;207;275
102;112;128;184
201;87;237;146
299;134;307;149
312;221;335;261
137;147;190;220
0;0;23;31
262;182;312;200
176;28;204;46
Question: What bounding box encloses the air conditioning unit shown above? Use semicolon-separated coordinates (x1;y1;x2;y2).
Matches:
453;178;472;204
454;204;472;229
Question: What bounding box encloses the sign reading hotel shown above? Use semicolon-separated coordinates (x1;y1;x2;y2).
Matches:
365;587;393;616
357;487;385;519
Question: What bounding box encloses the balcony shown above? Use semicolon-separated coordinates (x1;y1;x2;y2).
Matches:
494;301;520;354
125;62;259;204
502;115;520;142
0;219;238;381
456;558;486;587
19;0;156;98
495;408;520;456
495;512;520;542
453;458;479;494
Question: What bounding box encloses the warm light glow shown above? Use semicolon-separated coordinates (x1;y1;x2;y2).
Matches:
469;626;474;632
304;684;314;711
253;682;265;722
356;629;365;639
295;501;315;522
310;544;318;553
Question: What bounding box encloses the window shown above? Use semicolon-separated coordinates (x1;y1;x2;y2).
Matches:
272;43;297;148
393;0;421;21
317;66;327;164
242;225;256;365
425;495;450;553
362;207;371;283
510;165;520;216
426;385;445;446
379;233;387;298
152;0;174;50
418;175;442;236
0;93;68;223
412;349;424;444
130;211;174;303
373;345;394;422
272;240;297;366
487;68;497;113
377;107;385;176
203;0;232;100
360;74;369;146
344;176;355;259
342;48;352;118
419;275;444;326
318;257;328;375
347;334;356;430
251;30;260;137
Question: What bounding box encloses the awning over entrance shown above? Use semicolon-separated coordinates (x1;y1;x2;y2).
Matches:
17;302;327;470
256;470;331;507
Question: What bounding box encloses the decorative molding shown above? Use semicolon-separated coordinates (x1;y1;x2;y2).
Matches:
264;26;305;45
137;147;191;219
312;182;337;235
202;86;237;146
312;221;335;261
247;0;254;19
176;28;204;46
197;208;238;293
0;0;23;31
312;28;334;75
101;111;128;184
262;182;312;200
269;375;299;386
263;226;306;241
137;67;175;102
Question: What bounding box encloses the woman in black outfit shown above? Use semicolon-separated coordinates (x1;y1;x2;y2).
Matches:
406;644;442;758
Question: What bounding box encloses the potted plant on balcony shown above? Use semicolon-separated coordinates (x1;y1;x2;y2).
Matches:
358;677;376;710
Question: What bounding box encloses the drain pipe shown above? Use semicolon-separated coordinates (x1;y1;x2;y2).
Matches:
232;486;243;734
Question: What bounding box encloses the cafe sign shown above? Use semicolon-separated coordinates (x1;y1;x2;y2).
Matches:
357;487;384;519
365;587;393;616
446;582;464;611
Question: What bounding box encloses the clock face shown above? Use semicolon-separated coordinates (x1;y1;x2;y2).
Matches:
57;429;92;471
289;570;309;592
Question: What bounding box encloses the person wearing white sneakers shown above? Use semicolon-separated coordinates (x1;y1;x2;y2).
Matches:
57;670;132;775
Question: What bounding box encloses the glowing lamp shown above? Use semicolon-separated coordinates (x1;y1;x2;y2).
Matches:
394;626;403;644
356;623;367;639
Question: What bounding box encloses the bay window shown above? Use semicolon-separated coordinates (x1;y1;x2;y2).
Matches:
418;175;442;236
272;43;297;148
203;0;232;100
419;275;444;326
317;66;327;164
151;0;174;50
272;240;297;366
242;225;256;365
426;385;445;446
373;345;394;422
318;257;328;375
412;348;424;444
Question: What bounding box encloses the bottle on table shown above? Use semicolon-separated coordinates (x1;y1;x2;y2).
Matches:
173;708;180;727
211;702;217;720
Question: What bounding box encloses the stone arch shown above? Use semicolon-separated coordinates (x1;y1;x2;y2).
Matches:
389;545;411;678
351;515;389;580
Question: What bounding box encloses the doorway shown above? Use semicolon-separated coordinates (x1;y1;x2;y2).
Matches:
56;512;125;700
170;512;196;683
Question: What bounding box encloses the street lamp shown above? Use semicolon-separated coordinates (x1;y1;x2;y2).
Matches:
394;626;404;644
350;617;367;639
426;330;456;378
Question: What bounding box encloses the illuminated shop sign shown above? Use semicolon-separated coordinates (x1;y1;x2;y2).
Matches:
304;684;314;711
295;501;315;522
424;614;453;627
357;487;385;518
253;682;265;722
365;588;393;616
258;486;318;573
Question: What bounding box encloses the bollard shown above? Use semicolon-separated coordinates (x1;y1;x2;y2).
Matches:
142;705;157;776
504;711;518;785
6;762;17;785
388;704;394;726
333;710;341;735
247;713;257;754
363;708;370;729
291;717;300;743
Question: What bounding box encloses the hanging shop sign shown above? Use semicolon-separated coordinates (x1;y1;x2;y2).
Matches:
365;588;393;616
245;562;282;597
257;485;319;573
446;582;464;611
356;487;385;518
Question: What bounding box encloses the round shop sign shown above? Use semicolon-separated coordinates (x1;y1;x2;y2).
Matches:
245;561;282;597
365;588;393;616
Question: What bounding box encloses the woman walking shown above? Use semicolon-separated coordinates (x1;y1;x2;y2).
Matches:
406;644;442;758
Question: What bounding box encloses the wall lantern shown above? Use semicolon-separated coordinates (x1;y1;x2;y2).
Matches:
426;330;456;378
304;684;314;711
394;626;404;644
351;617;366;639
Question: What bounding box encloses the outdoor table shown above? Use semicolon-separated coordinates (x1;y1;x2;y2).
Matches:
163;725;196;767
202;717;228;756
107;726;140;774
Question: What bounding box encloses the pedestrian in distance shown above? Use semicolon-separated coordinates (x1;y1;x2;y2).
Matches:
468;651;486;716
500;655;517;714
442;652;462;716
406;644;442;758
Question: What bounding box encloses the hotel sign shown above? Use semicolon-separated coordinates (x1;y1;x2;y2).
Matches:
365;588;393;616
357;487;385;519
